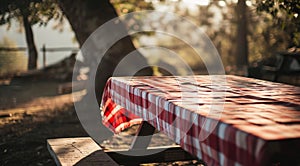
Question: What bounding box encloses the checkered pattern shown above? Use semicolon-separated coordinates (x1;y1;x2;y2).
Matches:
101;75;300;165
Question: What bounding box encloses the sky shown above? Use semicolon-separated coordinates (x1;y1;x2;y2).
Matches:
0;19;78;68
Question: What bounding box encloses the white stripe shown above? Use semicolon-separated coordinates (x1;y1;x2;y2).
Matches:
156;97;161;129
175;127;181;143
164;101;169;110
161;120;165;131
218;123;227;140
169;122;176;138
143;108;148;120
235;162;242;166
149;93;155;103
192;113;198;126
125;97;130;110
134;88;139;96
183;136;187;150
165;120;170;135
206;143;213;158
236;131;247;150
255;138;266;158
204;118;211;132
182;109;186;120
193;137;200;150
197;150;202;159
201;142;212;158
219;153;225;165
175;106;181;117
142;91;147;100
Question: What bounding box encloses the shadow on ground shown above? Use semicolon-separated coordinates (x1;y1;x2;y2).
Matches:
0;104;88;166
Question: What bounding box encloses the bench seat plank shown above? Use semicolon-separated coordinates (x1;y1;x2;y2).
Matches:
47;137;118;166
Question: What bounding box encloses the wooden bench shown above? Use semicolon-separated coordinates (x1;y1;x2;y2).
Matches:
262;52;300;84
47;135;198;166
47;137;198;166
47;137;118;166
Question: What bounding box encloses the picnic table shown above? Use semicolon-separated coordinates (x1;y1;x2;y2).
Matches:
101;75;300;166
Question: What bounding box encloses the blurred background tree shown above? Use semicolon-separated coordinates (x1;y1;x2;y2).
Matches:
57;0;154;102
112;0;299;75
257;0;300;47
0;37;27;75
0;0;62;70
0;0;299;90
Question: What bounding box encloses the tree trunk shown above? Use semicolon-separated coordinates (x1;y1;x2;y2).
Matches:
58;0;154;143
236;0;248;75
22;13;38;70
58;0;153;101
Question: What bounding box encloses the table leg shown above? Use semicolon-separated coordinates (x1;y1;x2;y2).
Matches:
130;121;156;149
106;121;200;165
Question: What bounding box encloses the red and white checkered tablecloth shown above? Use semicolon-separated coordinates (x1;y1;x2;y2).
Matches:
101;75;300;166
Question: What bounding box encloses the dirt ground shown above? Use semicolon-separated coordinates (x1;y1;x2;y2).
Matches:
0;76;204;166
0;76;87;166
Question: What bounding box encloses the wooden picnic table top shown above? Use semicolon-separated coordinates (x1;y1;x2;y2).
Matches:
101;75;300;165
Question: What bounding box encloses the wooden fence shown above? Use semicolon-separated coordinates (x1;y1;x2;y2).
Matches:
0;45;79;68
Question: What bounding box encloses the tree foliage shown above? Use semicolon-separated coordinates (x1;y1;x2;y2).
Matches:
257;0;300;47
0;0;62;70
1;0;298;73
0;0;61;28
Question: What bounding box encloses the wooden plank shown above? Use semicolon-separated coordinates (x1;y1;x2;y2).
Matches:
47;137;118;166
